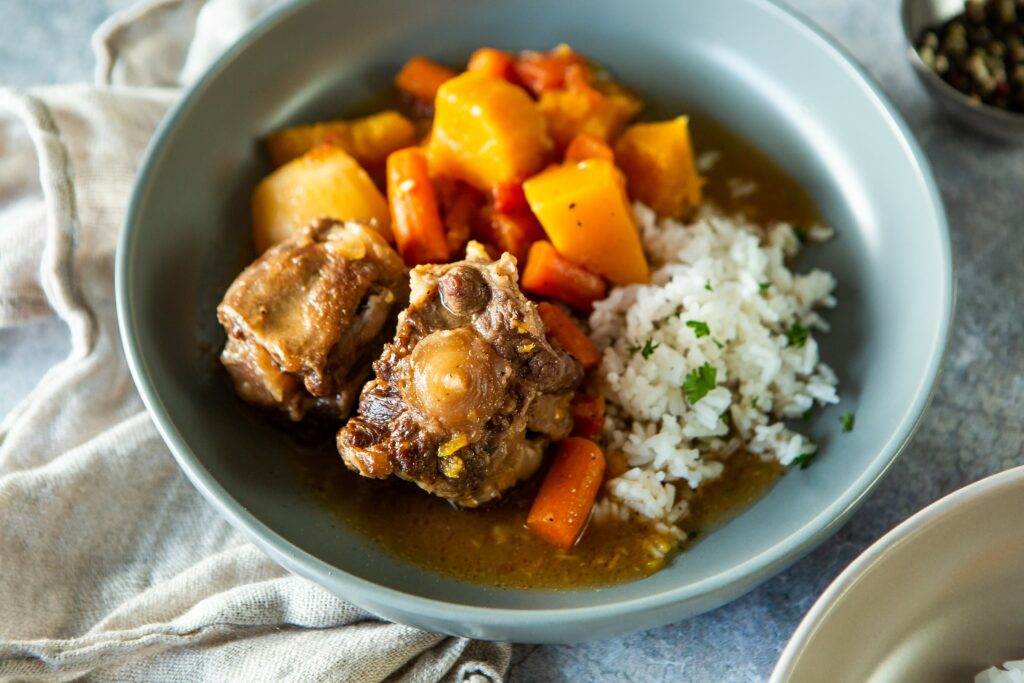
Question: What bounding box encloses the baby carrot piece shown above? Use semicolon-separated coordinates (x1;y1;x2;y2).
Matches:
563;132;615;163
536;302;600;370
467;47;517;81
395;56;457;103
491;181;528;213
521;241;607;311
441;183;482;256
476;207;545;263
527;437;606;549
514;45;587;96
386;147;449;265
569;393;606;439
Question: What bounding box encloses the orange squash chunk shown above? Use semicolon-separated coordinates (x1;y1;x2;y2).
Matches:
614;117;702;219
523;159;649;285
538;87;641;151
251;145;390;253
427;71;550;191
265;111;416;168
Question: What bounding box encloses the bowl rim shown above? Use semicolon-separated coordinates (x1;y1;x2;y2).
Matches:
115;0;954;635
769;464;1024;681
899;0;1024;127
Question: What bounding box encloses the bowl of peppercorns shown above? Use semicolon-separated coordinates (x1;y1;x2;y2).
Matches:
903;0;1024;140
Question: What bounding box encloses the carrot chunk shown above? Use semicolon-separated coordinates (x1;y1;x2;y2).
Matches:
570;393;606;439
527;437;606;549
439;181;482;256
536;302;600;370
563;132;615;163
491;181;528;213
386;147;449;265
467;47;517;82
475;206;545;264
514;44;587;96
395;56;457;103
520;241;607;311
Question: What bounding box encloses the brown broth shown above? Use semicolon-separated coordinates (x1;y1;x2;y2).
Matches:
689;113;821;228
287;108;821;589
297;444;781;589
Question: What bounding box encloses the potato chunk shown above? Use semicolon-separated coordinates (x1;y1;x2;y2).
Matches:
251;146;390;253
427;72;550;190
614;117;702;219
523;159;649;285
265;111;416;168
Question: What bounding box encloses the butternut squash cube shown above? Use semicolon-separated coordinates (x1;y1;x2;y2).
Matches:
427;72;550;191
266;110;416;168
251;145;390;253
538;89;641;150
614;117;702;219
523;159;649;285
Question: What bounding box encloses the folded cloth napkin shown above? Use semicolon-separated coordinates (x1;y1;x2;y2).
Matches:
0;0;511;680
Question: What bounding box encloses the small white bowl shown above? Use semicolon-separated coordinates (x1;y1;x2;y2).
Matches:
772;465;1024;682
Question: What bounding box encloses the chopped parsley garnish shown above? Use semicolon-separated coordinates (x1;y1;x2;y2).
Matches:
786;321;809;348
712;337;725;349
686;320;710;338
640;338;660;360
683;362;717;404
802;407;814;422
841;412;855;433
704;280;713;292
751;396;759;409
627;341;641;356
720;411;730;425
792;449;817;469
759;282;771;292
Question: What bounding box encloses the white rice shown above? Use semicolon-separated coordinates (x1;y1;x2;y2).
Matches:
589;203;838;530
695;150;721;173
978;661;1024;683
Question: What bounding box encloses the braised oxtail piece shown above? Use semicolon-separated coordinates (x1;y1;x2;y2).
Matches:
218;217;408;422
337;242;583;507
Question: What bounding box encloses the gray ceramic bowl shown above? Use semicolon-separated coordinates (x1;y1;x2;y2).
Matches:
902;0;1024;141
772;466;1024;682
116;0;952;642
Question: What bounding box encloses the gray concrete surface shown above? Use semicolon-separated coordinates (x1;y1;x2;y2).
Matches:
1;1;1020;680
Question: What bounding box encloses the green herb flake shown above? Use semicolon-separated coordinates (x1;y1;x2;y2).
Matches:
640;338;660;360
720;411;730;425
712;337;725;349
704;280;713;292
627;342;641;356
759;282;771;292
792;449;817;470
751;396;759;409
683;362;717;404
841;412;855;433
686;320;710;338
786;321;809;348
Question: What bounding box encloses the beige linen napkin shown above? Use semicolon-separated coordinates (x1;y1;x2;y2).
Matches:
0;1;510;680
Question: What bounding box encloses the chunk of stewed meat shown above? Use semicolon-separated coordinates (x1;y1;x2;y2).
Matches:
337;242;582;506
218;218;408;421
